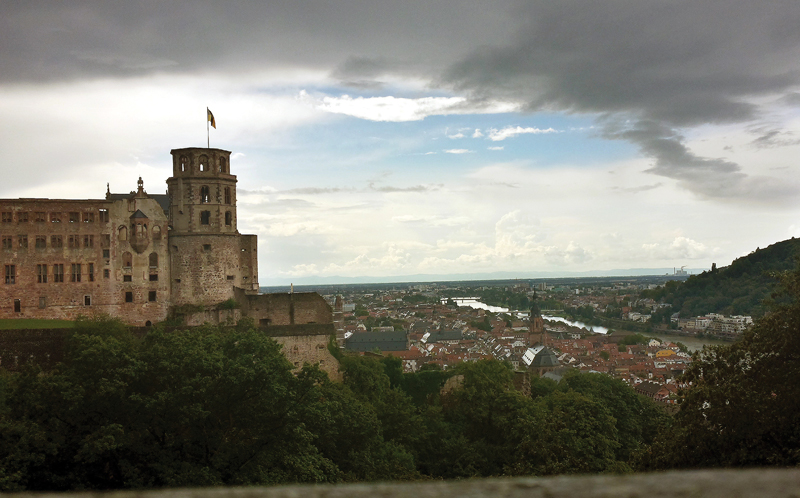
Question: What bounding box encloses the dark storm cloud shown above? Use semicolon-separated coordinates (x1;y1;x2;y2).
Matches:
444;0;800;202
0;1;513;84
602;120;798;203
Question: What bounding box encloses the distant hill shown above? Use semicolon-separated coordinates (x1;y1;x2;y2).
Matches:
645;238;800;318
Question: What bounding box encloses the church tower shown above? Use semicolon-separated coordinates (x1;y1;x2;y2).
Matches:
166;148;258;307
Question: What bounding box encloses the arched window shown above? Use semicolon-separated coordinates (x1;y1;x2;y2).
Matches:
199;155;209;172
152;225;161;240
149;252;158;268
224;187;231;205
180;156;187;172
225;211;232;226
123;252;133;268
219;157;227;173
200;186;210;203
118;225;127;241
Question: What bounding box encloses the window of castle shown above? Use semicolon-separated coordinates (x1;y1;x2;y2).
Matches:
18;212;28;223
219;157;227;173
103;269;109;279
123;252;132;268
199;155;209;172
1;236;11;250
200;211;210;225
39;297;46;309
125;291;133;303
68;235;79;248
180;156;187;172
5;265;15;284
149;274;158;281
53;264;64;283
225;211;232;226
224;187;231;204
103;249;110;259
14;299;20;312
200;186;210;203
84;235;94;248
203;244;211;251
123;275;132;282
152;226;161;240
84;295;91;306
102;234;111;247
88;263;94;282
69;212;79;223
118;226;127;241
50;212;61;223
35;212;45;223
37;264;47;283
149;252;158;268
1;212;12;223
18;235;27;249
149;291;157;302
99;209;109;223
35;236;46;249
83;212;94;223
71;263;81;282
51;235;63;248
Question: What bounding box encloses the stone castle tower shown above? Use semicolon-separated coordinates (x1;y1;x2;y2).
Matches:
166;148;258;306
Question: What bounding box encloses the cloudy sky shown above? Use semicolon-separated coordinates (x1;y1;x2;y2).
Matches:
2;1;800;285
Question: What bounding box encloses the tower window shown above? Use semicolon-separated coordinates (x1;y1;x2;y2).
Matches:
219;157;227;173
225;211;232;226
199;155;209;172
200;186;210;203
200;211;210;225
180;156;188;172
224;187;231;204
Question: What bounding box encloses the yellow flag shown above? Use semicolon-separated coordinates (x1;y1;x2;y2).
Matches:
207;108;216;129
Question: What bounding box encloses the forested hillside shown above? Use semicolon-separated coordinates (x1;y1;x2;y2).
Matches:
643;238;800;318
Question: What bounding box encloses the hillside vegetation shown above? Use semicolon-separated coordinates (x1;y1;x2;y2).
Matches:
643;237;800;318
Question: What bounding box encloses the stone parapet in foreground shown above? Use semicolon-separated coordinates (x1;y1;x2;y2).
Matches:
7;469;800;498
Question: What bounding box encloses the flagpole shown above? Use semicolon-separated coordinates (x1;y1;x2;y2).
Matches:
207;108;210;149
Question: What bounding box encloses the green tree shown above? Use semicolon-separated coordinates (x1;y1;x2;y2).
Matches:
640;262;800;469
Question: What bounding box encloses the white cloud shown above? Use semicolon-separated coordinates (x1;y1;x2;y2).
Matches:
307;93;517;122
488;126;558;141
447;132;465;139
488;146;504;150
472;129;484;138
444;149;473;154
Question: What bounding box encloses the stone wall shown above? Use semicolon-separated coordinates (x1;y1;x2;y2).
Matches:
270;325;341;381
236;290;333;326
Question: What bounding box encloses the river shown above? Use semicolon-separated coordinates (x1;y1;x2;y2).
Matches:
444;297;730;351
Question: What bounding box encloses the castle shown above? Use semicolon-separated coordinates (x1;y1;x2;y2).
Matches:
0;147;331;328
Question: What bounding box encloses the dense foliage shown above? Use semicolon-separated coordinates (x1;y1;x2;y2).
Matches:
0;318;669;491
638;262;800;469
642;238;800;318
